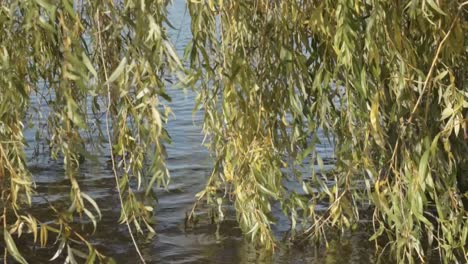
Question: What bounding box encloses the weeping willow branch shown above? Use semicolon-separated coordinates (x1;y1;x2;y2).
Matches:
408;8;461;124
96;10;145;264
187;0;467;263
0;0;467;263
1;0;179;262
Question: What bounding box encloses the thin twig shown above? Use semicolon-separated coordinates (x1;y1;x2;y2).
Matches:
387;9;461;177
407;11;460;124
95;10;146;264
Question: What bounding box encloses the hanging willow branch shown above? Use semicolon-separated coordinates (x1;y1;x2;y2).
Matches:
0;0;467;263
187;0;467;263
1;0;181;262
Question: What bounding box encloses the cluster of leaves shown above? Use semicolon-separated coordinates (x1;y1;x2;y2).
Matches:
187;0;467;263
1;0;180;263
0;0;467;263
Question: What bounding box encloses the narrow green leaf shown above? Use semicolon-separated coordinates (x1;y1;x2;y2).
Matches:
106;57;127;84
419;150;430;181
426;0;446;15
82;52;97;78
4;231;28;264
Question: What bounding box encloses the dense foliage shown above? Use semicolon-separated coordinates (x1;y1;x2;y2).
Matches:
0;0;467;263
1;0;181;262
187;1;468;262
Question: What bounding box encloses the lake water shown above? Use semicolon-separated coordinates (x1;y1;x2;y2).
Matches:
19;2;388;263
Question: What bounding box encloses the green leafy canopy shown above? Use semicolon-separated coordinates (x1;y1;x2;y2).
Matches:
0;0;467;263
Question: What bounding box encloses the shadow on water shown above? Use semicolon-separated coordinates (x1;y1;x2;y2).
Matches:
12;2;411;264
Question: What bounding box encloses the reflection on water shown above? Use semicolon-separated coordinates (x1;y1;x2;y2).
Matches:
19;1;391;263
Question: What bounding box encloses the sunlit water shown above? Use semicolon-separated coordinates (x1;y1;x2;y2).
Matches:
16;2;397;263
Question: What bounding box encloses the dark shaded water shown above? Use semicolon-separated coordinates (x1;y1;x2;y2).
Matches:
17;2;387;263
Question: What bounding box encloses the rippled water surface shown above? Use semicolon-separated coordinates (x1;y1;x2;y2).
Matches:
20;2;390;263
